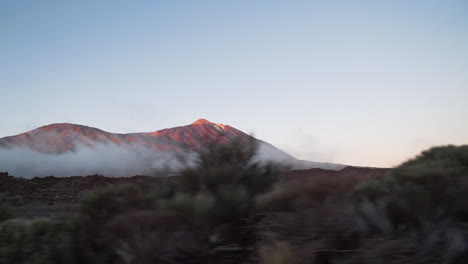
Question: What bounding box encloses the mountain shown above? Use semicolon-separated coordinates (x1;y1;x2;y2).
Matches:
0;119;252;154
0;119;345;176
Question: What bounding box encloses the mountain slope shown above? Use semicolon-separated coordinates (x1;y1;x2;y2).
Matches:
0;119;252;153
0;119;345;176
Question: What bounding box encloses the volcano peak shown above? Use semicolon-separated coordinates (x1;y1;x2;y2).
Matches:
192;118;213;125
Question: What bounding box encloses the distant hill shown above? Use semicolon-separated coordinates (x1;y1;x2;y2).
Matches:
0;119;345;176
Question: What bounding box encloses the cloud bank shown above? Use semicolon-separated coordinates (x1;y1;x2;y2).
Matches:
0;142;345;178
0;143;195;178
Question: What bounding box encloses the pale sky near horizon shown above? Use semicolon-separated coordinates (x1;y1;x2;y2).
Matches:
1;0;467;167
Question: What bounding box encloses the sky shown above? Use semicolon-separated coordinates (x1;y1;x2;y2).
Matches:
0;0;467;167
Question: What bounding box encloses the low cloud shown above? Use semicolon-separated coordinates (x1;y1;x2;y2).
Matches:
0;141;345;178
0;143;195;178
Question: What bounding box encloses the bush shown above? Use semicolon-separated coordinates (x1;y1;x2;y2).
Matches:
258;240;300;264
355;145;468;226
0;205;12;222
73;140;282;263
0;218;76;264
0;192;13;222
75;181;177;263
256;145;468;264
0;193;24;207
2;144;467;264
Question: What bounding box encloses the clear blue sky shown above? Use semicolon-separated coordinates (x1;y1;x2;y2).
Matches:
1;0;467;167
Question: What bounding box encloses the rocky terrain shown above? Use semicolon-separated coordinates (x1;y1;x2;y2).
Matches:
0;167;388;218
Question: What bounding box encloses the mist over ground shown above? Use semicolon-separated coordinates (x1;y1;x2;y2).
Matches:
0;142;345;178
0;143;194;178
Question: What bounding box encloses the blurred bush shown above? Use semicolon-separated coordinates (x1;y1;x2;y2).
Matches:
0;205;12;222
73;140;281;263
0;144;467;264
0;192;13;223
257;145;468;264
0;192;24;207
0;218;76;264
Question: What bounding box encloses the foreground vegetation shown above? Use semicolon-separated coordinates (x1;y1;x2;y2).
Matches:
0;143;467;264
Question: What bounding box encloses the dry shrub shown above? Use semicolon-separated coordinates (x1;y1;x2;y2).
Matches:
0;205;12;222
258;240;301;264
2;144;466;264
73;140;282;263
256;171;365;213
106;210;205;264
0;218;76;264
256;145;468;264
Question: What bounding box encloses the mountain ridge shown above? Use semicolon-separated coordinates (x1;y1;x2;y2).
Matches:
0;119;346;173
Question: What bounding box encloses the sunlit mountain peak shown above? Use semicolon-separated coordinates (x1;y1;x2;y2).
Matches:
191;118;213;125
